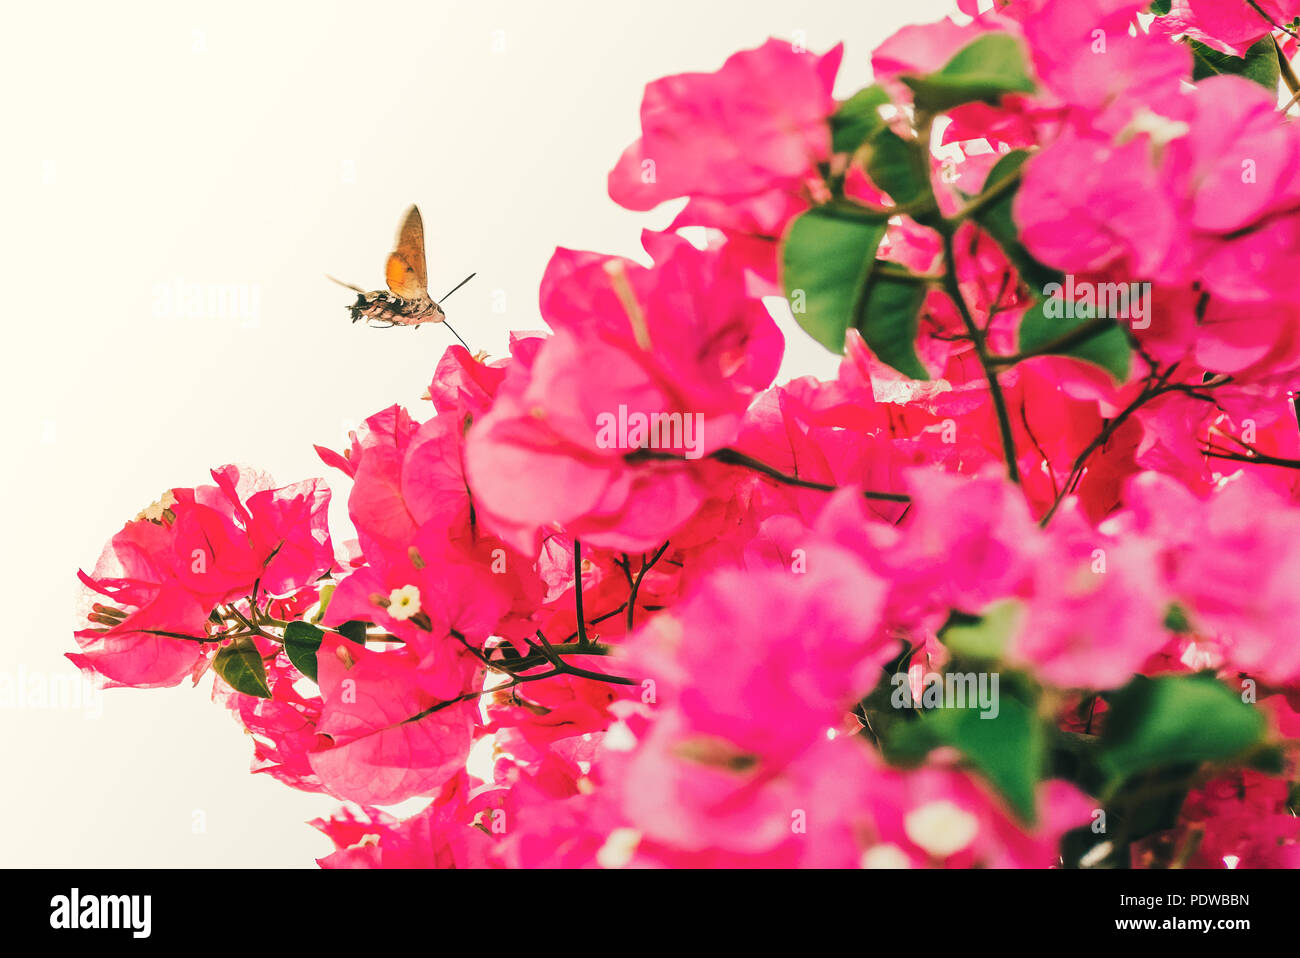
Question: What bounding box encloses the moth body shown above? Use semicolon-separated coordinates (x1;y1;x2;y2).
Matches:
348;290;446;327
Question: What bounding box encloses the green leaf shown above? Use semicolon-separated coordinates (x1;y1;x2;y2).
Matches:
212;637;271;699
939;600;1023;661
1162;602;1192;634
338;620;368;644
863;127;931;209
1099;674;1268;789
782;206;888;354
922;694;1046;823
283;621;325;683
1189;36;1280;90
1017;297;1132;382
1247;744;1286;775
783;196;935;378
902;33;1036;113
1149;0;1171;13
964;149;1131;380
310;581;336;624
967;149;1063;293
831;84;891;154
878;717;938;765
857;271;930;380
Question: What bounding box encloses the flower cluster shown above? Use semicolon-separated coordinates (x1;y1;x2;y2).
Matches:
76;0;1300;868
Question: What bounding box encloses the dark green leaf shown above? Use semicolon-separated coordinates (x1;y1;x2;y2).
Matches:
857;271;930;380
863;127;931;209
939;600;1022;661
831;84;891;154
967;149;1063;293
310;581;336;624
902;33;1036;113
1247;744;1286;775
878;716;938;765
1189;36;1280;90
338;620;369;644
1162;602;1192;634
212;637;271;699
1149;0;1171;13
1099;674;1268;789
283;621;325;683
782;206;888;354
1017;297;1132;382
922;694;1046;823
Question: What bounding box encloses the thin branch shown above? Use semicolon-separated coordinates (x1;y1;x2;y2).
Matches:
950;165;1023;222
626;540;671;633
939;227;1020;483
1039;367;1182;526
1204;448;1300;470
668;447;912;503
573;540;589;647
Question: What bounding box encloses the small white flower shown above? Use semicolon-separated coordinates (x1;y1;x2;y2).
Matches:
386;584;421;621
860;843;912;869
904;800;980;858
596;828;642;869
1078;841;1114;869
1120;107;1190;148
602;721;637;752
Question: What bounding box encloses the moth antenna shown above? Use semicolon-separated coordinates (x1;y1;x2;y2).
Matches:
437;272;476;303
326;274;366;293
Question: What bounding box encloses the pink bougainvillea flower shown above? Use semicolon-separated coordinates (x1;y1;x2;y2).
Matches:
1118;472;1300;684
611;729;882;866
872;17;989;85
218;651;324;791
323;524;514;699
485;665;628;753
843;468;1048;622
72;514;211;688
624;558;892;756
425;344;509;418
1021;1;1189;120
1017;72;1300;382
1142;767;1300;868
609;38;842;238
307;637;477;805
72;469;335;688
488;756;643;868
538;231;783;412
465;329;712;553
206;465;335;598
1009;503;1169;689
606;557;893;860
1164;0;1300;57
320;404;421;556
859;761;1095;868
465;232;781;552
1015;127;1181;280
1165;76;1300;235
312;772;501;868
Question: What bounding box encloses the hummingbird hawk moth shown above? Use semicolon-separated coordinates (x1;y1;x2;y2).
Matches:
330;205;475;340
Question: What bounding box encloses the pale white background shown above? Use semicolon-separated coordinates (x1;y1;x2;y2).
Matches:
1;0;955;866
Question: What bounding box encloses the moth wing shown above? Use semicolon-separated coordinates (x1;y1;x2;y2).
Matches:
385;204;429;299
385;252;428;300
